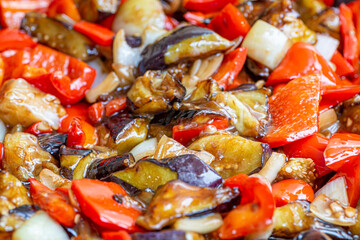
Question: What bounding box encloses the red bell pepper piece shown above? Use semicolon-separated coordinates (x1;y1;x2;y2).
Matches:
173;117;229;146
0;142;4;163
105;97;127;117
164;16;179;30
219;174;275;239
67;117;98;148
58;103;90;133
183;0;237;13
0;29;37;52
71;179;142;232
322;85;360;104
331;50;355;76
211;47;247;90
261;74;321;148
102;231;132;240
29;178;76;227
283;134;332;177
183;11;216;27
267;42;339;88
47;0;81;22
2;45;96;104
88;102;105;124
271;179;314;207
324;133;360;171
322;0;334;6
340;4;359;72
0;0;51;29
208;4;250;40
0;56;4;87
99;14;116;30
348;0;360;56
24;121;53;135
74;21;115;46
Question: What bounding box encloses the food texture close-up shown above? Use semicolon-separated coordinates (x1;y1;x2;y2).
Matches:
2;0;360;239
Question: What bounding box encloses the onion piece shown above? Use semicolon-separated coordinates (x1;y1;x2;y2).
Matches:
0;119;6;142
173;213;223;234
13;211;70;240
319;108;338;132
314;34;339;61
130;138;158;161
85;71;120;103
310;194;357;226
241;20;293;70
87;58;110;89
315;177;349;206
258;152;286;183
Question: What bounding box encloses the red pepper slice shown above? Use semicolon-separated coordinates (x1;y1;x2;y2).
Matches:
183;0;237;13
0;56;4;87
102;231;132;240
71;179;142;232
47;0;81;22
183;11;216;27
0;29;37;52
267;42;339;88
211;47;247;90
173;117;229;146
29;178;76;227
283;134;332;177
99;14;116;30
324;133;360;171
88;102;105;124
74;21;115;46
24;121;53;135
340;4;359;72
272;179;314;207
0;142;4;165
331;50;355;76
105;97;127;117
164;16;179;30
348;0;360;57
208;3;250;40
67;117;98;148
58;103;91;133
0;0;51;29
219;174;275;239
260;74;321;148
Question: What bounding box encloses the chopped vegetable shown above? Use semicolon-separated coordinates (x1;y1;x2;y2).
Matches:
183;0;237;13
74;20;115;46
47;0;81;22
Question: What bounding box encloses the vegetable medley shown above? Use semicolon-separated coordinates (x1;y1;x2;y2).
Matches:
3;0;360;239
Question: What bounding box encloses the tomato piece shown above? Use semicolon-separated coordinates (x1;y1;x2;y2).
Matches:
67;118;98;148
58;103;90;133
183;0;237;13
74;21;115;46
47;0;81;22
29;178;76;227
260;74;321;148
105;97;127;117
272;179;314;207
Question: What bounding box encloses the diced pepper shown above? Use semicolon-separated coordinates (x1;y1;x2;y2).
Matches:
211;47;247;90
173;117;229;146
29;178;76;227
99;14;116;30
74;20;115;46
183;0;237;13
102;231;132;240
324;133;360;171
322;0;334;6
67;117;98;148
340;4;359;72
208;3;250;40
0;29;37;52
183;11;216;27
321;85;360;107
331;50;355;76
88;102;105;124
47;0;81;22
348;0;360;56
71;179;142;232
0;56;4;87
260;74;321;148
267;42;339;88
0;142;3;163
272;179;314;207
105;97;127;117
219;174;275;239
24;121;53;135
164;16;179;30
283;134;332;177
58;103;90;133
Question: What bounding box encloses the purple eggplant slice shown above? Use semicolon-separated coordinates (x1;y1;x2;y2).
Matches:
38;133;67;159
132;230;204;240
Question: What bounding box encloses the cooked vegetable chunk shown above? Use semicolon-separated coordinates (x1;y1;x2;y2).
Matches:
0;171;32;207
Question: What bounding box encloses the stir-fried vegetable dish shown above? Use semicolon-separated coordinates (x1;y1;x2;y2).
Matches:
2;0;360;239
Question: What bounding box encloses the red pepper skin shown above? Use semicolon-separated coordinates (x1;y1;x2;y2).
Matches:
331;50;355;76
164;16;179;30
219;174;275;239
0;29;37;52
208;4;250;40
0;0;51;29
267;42;339;88
47;0;81;22
283;134;332;177
0;56;4;87
71;179;142;232
102;231;132;240
322;85;360;104
173;117;229;146
29;178;76;227
261;74;321;148
105;97;127;117
74;21;115;46
272;179;314;207
67;117;98;148
88;102;105;124
340;4;359;72
58;103;90;133
348;0;360;56
24;121;53;135
183;0;237;13
183;11;216;27
0;142;4;165
99;14;116;30
211;47;247;90
322;0;334;6
324;133;360;171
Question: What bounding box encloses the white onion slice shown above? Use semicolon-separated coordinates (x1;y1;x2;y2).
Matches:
319;108;338;132
242;20;293;70
314;34;340;61
258;152;286;183
87;58;110;89
130;138;158;161
85;71;121;103
0;119;6;142
315;177;349;206
13;211;70;240
173;213;223;234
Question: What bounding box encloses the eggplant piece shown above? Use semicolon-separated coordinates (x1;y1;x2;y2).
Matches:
161;0;182;15
294;230;334;240
246;58;271;79
85;153;135;179
0;171;32;207
127;71;186;114
139;26;232;73
76;0;119;22
185;79;222;104
20;12;98;61
38;133;67;159
340;95;360;134
189;132;270;179
136;180;240;230
59;146;92;179
0;205;40;232
237;0;272;25
9;205;39;220
276;158;316;187
132;230;205;240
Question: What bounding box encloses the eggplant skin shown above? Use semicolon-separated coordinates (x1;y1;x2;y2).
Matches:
132;230;187;240
38;133;67;159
